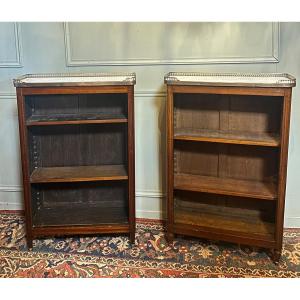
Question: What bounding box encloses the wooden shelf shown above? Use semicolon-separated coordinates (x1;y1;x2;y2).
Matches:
26;113;128;126
174;128;280;147
33;206;129;227
30;165;128;183
174;204;275;242
174;174;277;200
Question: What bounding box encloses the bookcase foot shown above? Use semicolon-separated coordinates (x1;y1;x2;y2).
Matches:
27;238;33;250
270;249;281;265
166;232;174;244
129;232;135;244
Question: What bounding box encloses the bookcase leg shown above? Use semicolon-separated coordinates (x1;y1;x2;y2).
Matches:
271;249;281;265
129;231;135;244
166;232;174;244
27;237;33;250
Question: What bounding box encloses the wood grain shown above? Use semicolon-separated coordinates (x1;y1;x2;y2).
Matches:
173;223;276;248
30;165;128;183
17;83;135;244
33;206;129;227
29;124;127;168
172;85;285;96
127;85;136;243
174;204;275;240
166;81;294;261
21;86;128;95
26;114;128;126
174;173;277;200
16;88;34;248
275;88;292;254
166;85;175;242
174;128;280;147
32;224;130;237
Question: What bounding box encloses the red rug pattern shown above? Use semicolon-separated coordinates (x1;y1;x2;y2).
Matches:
0;213;299;277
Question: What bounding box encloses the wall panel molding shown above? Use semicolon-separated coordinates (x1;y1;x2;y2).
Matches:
0;185;22;192
135;91;166;98
0;23;23;68
64;22;279;66
0;92;16;99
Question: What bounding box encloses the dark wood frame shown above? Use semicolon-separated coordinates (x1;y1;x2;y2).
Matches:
17;85;135;248
166;84;293;263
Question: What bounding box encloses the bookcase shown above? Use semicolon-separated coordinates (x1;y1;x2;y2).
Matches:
165;72;296;262
14;73;136;248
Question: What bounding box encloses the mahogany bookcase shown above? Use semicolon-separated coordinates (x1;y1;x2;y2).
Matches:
14;73;136;248
165;72;296;263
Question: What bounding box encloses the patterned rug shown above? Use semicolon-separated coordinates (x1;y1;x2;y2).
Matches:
0;213;299;278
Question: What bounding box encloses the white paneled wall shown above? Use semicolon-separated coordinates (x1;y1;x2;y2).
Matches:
0;22;299;227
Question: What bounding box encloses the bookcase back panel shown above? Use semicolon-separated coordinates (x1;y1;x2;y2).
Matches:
174;93;282;135
174;191;275;220
174;94;222;130
224;145;278;181
228;95;282;133
174;141;278;182
25;94;128;119
174;141;220;177
31;181;128;226
28;124;127;170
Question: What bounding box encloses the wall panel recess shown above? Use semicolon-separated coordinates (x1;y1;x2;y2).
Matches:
64;22;279;66
0;23;22;67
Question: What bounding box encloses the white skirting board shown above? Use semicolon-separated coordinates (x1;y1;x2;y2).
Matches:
136;191;166;220
1;187;300;227
0;186;24;210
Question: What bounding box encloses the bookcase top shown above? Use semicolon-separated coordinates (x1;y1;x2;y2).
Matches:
164;72;296;88
13;73;136;87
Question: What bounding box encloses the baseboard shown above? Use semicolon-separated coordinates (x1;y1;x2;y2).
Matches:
136;209;165;220
0;186;23;210
0;199;23;210
284;217;300;228
136;190;166;220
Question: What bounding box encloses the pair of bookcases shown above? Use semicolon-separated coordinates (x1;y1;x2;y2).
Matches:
14;72;295;262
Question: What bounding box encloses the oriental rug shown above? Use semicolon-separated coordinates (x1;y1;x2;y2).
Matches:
0;213;299;277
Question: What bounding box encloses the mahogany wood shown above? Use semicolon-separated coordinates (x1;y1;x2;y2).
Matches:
166;85;175;242
174;128;280;147
16;89;34;248
172;85;285;96
21;86;128;95
30;165;128;183
32;224;130;238
26;115;128;126
127;85;136;243
174;174;277;200
166;82;294;263
16;84;135;247
173;224;276;248
275;88;292;260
